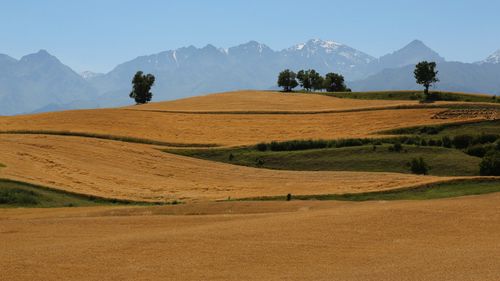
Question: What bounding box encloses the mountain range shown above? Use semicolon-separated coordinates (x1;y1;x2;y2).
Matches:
1;40;499;115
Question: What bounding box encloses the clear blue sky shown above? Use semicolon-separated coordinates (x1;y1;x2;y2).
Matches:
1;0;499;72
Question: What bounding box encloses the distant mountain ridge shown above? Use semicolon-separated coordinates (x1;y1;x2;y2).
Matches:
0;50;99;115
0;40;499;115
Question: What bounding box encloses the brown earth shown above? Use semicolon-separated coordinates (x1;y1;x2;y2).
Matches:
1;194;499;281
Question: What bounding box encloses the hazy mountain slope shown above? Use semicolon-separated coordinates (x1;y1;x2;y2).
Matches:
351;61;500;94
367;40;445;74
88;39;374;106
0;50;98;115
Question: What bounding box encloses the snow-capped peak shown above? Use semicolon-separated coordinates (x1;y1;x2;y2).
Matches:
294;43;306;51
288;39;343;53
309;39;343;49
80;71;103;80
483;49;500;64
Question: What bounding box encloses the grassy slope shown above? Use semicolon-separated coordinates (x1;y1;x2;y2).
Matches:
168;144;481;176
0;179;158;208
317;90;499;103
239;179;500;201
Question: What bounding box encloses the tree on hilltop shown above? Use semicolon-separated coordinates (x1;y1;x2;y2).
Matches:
414;61;439;100
323;72;350;92
277;69;298;92
130;71;155;104
297;69;324;92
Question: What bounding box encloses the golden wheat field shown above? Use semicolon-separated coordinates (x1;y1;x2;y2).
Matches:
0;134;455;201
2;194;500;281
129;90;424;112
1;91;499;281
0;107;477;147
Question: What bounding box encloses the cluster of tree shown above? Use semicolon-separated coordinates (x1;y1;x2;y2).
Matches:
277;69;350;93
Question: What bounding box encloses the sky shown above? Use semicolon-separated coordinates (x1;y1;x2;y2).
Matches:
1;0;499;73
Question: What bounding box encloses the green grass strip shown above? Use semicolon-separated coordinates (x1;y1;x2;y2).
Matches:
0;178;176;208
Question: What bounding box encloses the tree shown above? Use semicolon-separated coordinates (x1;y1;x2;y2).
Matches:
311;71;324;92
277;69;298;92
323;72;349;92
129;71;155;104
297;69;323;92
479;152;500;176
297;70;311;91
409;157;430;175
414;61;439;100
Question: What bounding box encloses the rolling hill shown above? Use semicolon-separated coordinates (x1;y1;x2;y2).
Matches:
1;90;499;281
0;90;497;202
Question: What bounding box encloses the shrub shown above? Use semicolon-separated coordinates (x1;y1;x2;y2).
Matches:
258;138;374;152
474;134;499;145
0;188;39;205
256;143;268;151
420;126;440;135
409;157;430;175
479;152;500;176
453;134;474;149
420;139;428;146
389;143;403;152
403;138;417;145
442;136;452;148
466;144;489;158
268;139;330;151
286;193;292;201
335;139;365;148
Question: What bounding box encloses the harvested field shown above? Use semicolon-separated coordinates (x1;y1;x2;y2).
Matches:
128;90;424;113
0;107;477;146
1;194;500;280
0;134;456;202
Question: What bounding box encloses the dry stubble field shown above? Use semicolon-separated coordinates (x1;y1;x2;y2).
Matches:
1;194;499;281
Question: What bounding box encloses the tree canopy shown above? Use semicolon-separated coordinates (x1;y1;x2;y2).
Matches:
323;72;350;92
414;61;439;99
277;69;350;93
130;71;155;104
277;69;298;92
297;69;323;92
